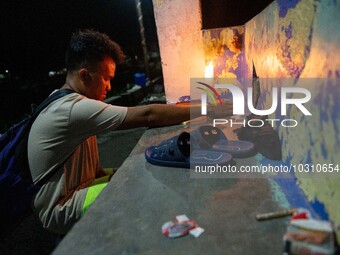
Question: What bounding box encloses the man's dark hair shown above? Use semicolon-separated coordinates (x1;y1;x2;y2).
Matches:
65;29;126;72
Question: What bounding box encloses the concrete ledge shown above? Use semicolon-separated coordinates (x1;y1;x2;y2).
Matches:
52;124;292;255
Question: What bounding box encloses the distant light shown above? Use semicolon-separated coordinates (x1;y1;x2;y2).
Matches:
49;71;57;77
5;70;9;73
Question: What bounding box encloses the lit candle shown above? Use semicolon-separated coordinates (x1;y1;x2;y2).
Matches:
204;61;214;78
201;61;215;115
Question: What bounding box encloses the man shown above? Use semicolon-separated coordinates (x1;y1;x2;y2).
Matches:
27;29;202;234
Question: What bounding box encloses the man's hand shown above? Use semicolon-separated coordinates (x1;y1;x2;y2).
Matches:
208;99;233;118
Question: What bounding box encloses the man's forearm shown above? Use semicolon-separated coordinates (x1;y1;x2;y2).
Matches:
147;100;233;127
147;102;201;127
118;100;233;130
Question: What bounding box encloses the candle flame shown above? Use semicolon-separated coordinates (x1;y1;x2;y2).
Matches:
204;61;214;78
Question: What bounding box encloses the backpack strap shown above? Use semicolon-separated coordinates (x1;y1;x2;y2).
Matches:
30;89;75;186
31;89;75;121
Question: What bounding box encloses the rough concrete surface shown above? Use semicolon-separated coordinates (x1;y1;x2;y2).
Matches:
52;125;290;255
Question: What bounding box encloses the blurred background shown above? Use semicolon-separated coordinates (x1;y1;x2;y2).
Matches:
0;0;272;133
0;0;162;133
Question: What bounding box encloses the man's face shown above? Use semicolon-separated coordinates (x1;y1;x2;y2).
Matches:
86;56;116;101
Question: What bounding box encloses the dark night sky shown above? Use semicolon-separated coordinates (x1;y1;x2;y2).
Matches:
0;0;157;82
0;0;158;129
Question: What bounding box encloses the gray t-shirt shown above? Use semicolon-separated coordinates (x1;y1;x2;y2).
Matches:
28;91;127;234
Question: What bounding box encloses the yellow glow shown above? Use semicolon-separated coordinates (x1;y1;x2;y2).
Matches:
263;54;287;77
204;61;214;78
265;54;281;70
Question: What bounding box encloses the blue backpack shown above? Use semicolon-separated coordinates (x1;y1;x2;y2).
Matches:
0;89;74;224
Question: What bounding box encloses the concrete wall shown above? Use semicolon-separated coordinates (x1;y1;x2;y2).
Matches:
244;0;340;236
152;0;205;103
153;0;340;236
202;0;340;236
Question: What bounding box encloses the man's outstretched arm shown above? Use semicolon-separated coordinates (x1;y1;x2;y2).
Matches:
117;101;233;130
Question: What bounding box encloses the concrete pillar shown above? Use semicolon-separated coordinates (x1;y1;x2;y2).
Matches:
152;0;205;103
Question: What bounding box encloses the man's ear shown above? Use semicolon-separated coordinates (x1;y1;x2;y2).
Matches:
79;68;90;85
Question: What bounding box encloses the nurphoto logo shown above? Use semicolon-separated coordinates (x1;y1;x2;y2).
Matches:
197;82;312;128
